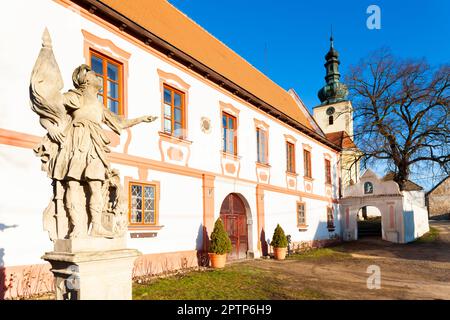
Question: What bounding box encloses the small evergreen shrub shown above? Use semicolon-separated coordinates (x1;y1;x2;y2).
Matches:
270;224;288;248
209;218;232;255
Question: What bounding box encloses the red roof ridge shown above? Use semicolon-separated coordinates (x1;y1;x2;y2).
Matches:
325;131;356;149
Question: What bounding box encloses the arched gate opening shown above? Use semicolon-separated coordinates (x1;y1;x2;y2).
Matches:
219;193;250;260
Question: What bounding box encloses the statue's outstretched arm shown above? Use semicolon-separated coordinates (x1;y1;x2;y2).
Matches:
103;108;157;135
121;115;158;129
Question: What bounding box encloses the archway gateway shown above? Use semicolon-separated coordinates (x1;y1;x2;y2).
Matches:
219;193;249;260
340;169;429;243
357;206;382;238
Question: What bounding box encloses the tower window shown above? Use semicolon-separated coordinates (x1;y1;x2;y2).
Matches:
328;115;334;125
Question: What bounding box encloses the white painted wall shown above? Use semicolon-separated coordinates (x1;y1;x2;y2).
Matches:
402;191;429;240
0;146;54;266
130;170;204;254
264;191;341;245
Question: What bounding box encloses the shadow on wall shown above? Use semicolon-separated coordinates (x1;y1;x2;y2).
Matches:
260;228;268;256
403;211;415;243
263;220;340;257
313;220;339;244
195;224;209;267
0;223;18;232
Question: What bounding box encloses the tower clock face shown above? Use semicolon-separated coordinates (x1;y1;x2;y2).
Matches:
326;107;335;115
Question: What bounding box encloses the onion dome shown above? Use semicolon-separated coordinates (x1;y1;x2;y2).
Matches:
317;35;348;105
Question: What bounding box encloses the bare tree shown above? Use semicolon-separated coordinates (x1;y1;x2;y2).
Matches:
345;49;450;190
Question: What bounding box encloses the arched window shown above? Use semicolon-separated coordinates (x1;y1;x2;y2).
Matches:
364;182;374;194
328;115;334;125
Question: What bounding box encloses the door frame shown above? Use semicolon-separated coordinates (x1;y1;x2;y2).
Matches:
219;193;250;260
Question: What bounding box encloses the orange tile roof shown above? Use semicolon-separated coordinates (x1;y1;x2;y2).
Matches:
99;0;314;130
325;131;357;149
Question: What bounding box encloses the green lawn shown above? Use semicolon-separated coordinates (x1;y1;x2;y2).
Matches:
287;247;351;261
133;264;327;300
415;226;440;243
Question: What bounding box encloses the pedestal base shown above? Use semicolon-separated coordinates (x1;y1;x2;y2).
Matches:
54;237;127;253
42;238;140;300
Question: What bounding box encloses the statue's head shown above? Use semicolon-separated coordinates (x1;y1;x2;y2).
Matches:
72;64;102;91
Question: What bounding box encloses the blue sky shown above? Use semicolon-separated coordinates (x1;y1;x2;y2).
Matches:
168;0;449;110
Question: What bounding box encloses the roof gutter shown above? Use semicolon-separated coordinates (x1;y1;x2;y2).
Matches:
71;0;341;152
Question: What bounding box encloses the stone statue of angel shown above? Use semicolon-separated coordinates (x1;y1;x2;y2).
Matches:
30;29;157;240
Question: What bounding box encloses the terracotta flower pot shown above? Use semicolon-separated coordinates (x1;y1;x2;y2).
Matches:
273;247;287;260
209;253;227;268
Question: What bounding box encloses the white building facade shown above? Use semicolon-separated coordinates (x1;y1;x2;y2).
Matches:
0;0;342;297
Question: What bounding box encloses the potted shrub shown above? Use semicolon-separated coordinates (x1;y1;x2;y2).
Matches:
208;218;232;268
270;224;288;260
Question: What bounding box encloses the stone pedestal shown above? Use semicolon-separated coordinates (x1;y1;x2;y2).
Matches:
42;238;141;300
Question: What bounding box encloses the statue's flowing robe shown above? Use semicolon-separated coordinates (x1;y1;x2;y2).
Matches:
50;90;125;182
36;90;126;240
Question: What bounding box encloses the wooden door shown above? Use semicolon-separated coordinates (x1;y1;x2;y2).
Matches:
220;194;248;260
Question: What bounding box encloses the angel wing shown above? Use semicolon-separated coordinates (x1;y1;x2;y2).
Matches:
29;28;68;130
29;29;72;241
30;28;70;179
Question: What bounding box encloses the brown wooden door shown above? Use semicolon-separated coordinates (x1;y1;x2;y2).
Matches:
220;194;248;260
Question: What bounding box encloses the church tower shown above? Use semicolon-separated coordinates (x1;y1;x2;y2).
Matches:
313;35;353;136
313;35;360;193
